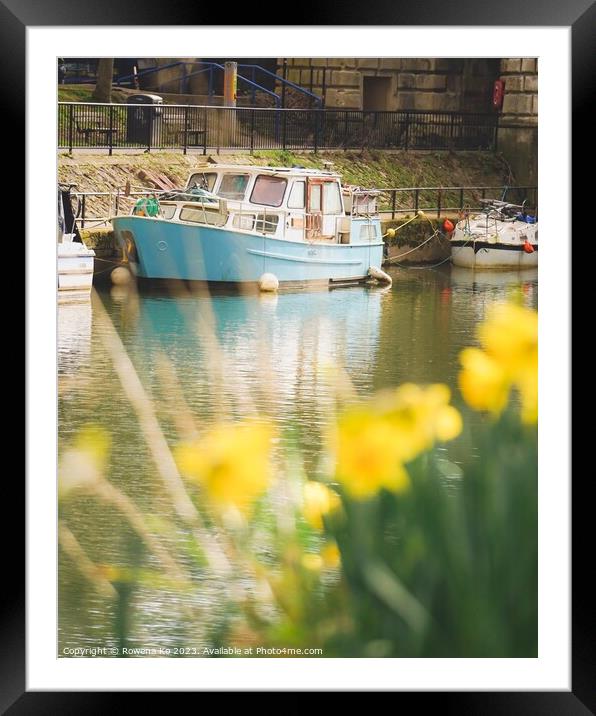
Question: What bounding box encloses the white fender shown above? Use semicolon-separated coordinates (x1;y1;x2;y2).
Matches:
368;266;392;286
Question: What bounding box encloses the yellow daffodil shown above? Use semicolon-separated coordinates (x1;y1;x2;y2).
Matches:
459;347;511;415
435;404;463;442
301;553;324;571
174;421;274;514
73;423;111;469
302;481;341;531
458;302;538;423
320;541;341;569
478;302;538;375
334;409;410;499
332;383;461;500
388;384;462;458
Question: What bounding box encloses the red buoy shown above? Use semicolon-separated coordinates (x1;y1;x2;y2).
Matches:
523;240;535;254
443;219;455;233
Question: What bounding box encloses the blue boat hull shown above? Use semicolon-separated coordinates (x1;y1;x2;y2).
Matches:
112;216;384;284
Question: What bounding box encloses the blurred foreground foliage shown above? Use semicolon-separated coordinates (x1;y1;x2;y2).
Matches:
59;298;537;657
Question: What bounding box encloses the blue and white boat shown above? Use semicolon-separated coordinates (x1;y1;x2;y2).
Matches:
111;165;387;288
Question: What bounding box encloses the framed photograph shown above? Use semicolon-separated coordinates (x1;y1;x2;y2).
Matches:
15;0;584;706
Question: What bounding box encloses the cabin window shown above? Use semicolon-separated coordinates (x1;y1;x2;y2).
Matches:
323;182;342;214
359;223;378;241
250;175;288;207
179;205;226;227
288;181;306;209
160;203;177;220
309;184;322;212
255;214;279;234
187;172;216;192
232;214;256;230
218;174;250;200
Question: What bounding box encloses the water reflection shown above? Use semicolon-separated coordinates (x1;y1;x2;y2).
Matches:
58;265;538;653
58;302;92;375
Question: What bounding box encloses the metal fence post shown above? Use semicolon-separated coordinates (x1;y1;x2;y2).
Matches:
391;190;396;219
250;109;255;154
343;111;348;150
361;112;366;153
68;104;74;153
414;188;419;214
183;105;189;155
437;189;442;218
313;110;319;153
109;105;114;156
81;194;86;229
203;107;208;156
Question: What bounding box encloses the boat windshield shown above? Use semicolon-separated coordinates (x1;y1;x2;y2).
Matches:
218;174;250;200
250;175;288;207
187;172;217;192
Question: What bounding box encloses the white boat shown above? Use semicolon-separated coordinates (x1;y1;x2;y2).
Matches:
111;165;387;288
58;185;95;303
450;199;537;269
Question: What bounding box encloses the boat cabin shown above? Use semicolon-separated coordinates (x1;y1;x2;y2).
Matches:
138;165;382;246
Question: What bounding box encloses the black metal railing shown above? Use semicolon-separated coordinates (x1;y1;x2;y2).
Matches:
69;185;537;228
379;186;538;219
58;103;500;155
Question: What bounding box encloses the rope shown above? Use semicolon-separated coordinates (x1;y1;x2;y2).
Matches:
384;229;441;264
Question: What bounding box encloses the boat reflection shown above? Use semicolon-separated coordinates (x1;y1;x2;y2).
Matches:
58;301;92;375
125;285;386;461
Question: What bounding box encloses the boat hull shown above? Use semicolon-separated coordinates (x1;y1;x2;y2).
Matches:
58;242;95;303
450;241;538;269
112;216;384;284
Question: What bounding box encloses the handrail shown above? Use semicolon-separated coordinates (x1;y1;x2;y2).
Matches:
237;63;322;107
116;60;281;106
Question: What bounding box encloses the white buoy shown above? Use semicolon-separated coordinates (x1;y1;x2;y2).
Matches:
111;266;132;286
368;266;392;286
258;272;279;292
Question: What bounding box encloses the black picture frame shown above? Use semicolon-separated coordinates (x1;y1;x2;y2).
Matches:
15;0;585;707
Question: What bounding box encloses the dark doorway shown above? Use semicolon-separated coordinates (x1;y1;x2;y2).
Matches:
363;76;392;111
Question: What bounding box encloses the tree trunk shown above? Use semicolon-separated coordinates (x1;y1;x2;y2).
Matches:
92;58;114;102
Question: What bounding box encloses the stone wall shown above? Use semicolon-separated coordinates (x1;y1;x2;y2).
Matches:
497;58;538;186
278;58;500;113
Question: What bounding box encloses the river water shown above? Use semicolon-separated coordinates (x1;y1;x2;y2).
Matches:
58;264;537;655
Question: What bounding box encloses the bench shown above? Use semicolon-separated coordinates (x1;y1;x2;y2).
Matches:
177;128;206;147
76;121;119;145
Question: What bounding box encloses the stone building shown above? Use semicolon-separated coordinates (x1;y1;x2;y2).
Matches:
278;58;501;113
496;58;538;186
278;57;537;185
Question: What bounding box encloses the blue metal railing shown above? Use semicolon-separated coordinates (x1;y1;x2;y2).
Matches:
116;61;322;108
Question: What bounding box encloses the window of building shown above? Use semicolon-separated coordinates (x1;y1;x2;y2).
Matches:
218;174;250;200
250;175;288;207
288;181;306;209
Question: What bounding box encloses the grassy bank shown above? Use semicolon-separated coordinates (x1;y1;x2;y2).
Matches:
59;149;511;221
